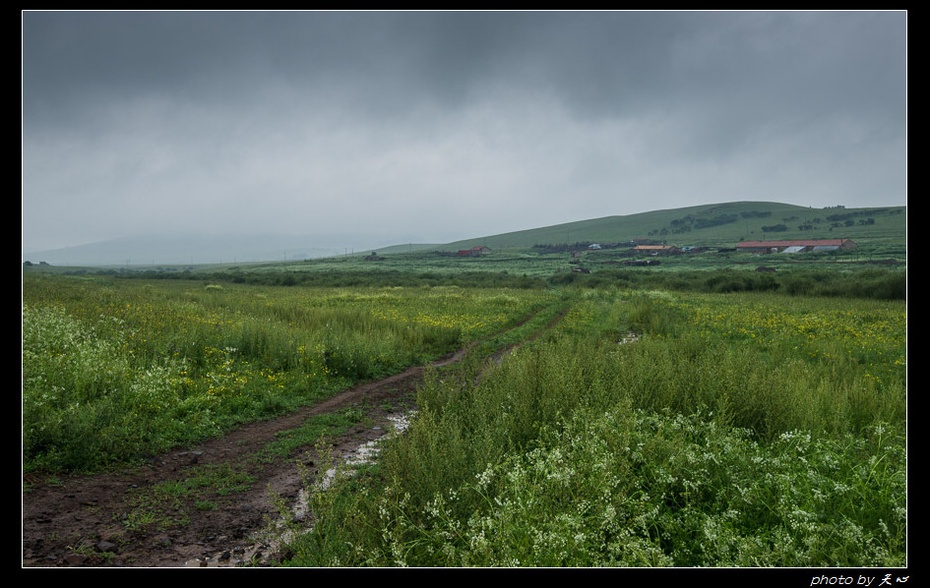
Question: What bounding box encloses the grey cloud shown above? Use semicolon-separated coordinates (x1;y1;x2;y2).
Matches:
22;10;907;253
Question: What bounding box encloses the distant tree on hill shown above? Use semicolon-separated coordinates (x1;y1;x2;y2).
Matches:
762;224;788;232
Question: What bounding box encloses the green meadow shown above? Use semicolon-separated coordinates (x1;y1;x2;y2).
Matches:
291;288;905;567
22;203;906;567
22;273;560;473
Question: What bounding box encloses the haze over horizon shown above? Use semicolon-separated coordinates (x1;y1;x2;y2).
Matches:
23;11;907;254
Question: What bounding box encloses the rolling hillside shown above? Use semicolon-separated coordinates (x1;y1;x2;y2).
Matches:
24;201;905;267
424;201;906;253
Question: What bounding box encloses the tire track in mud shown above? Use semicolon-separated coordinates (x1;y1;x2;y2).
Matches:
22;301;572;568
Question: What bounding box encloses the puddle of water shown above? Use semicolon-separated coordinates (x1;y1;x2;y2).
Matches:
186;411;416;567
320;411;414;489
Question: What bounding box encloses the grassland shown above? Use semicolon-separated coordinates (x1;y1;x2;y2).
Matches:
290;289;905;567
22;201;907;567
22;273;561;473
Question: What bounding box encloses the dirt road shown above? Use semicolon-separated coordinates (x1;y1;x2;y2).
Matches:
22;350;465;568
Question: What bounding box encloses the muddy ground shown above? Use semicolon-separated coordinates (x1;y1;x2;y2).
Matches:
22;350;467;568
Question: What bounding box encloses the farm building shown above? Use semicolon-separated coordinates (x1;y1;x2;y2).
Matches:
457;245;492;257
632;245;678;255
735;239;856;254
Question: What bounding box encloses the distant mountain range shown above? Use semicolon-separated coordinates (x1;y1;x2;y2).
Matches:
22;232;427;267
23;201;905;267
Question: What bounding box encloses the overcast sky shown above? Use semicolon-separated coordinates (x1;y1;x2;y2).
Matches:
22;10;907;252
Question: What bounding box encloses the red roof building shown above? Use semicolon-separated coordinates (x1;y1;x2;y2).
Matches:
457;246;492;257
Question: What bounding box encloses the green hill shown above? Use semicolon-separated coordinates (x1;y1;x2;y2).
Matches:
423;202;905;253
26;201;905;271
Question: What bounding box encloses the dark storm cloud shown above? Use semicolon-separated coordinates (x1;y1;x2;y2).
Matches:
24;11;905;131
22;10;907;253
23;12;519;124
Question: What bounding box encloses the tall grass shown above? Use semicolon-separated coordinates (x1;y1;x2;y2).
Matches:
291;289;906;567
302;410;903;567
21;271;906;566
22;274;555;473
